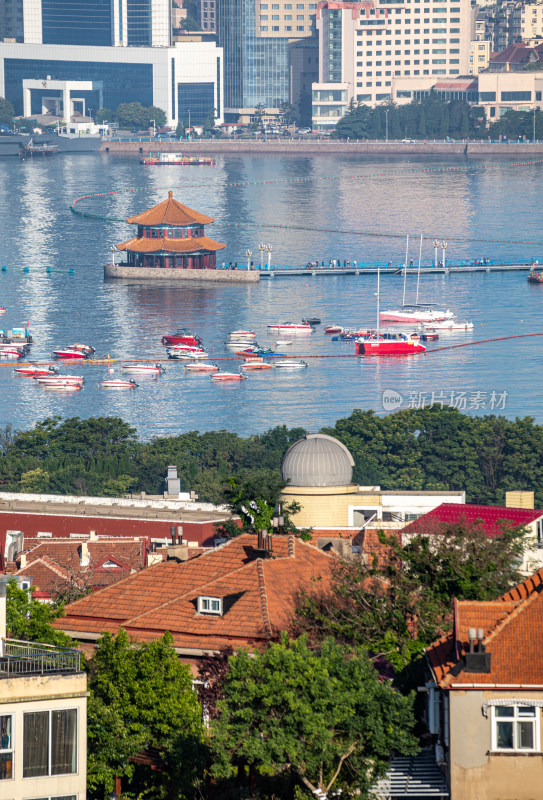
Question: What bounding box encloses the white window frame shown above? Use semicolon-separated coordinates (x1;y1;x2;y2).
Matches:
0;713;14;781
491;705;540;753
197;596;223;615
22;708;78;779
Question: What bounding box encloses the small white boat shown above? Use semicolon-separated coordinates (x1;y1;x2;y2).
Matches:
272;360;308;370
380;304;454;324
168;351;192;360
227;330;257;341
68;343;95;354
241;362;272;371
100;378;138;389
275;339;293;346
185;363;219;373
14;365;59;377
166;344;200;353
35;375;84;385
267;322;313;333
0;350;22;358
225;339;257;349
186;350;209;360
211;372;247;382
43;383;82;392
422;320;474;331
121;363;165;375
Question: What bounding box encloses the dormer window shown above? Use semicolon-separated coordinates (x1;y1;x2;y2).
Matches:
198;596;223;615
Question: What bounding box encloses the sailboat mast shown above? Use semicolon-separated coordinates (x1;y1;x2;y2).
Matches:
402;234;409;306
415;233;423;304
377;266;380;334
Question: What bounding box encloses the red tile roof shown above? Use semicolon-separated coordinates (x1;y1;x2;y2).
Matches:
54;534;334;652
427;568;543;687
116;235;226;254
402;503;543;538
126;192;214;227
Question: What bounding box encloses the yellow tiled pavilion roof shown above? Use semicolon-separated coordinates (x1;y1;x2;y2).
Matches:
116;236;226;253
126;191;215;226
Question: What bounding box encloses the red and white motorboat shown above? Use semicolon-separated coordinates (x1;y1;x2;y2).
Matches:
241;362;272;371
100;379;138;389
355;335;426;356
227;330;257;342
68;343;95;354
53;348;89;360
185;363;219;373
379;304;454;324
121;363;165;375
186;350;209;360
35;375;84;385
161;329;202;347
166;343;201;353
14;365;59;377
325;325;344;335
43;383;82;392
266;322;313;333
0;307;6;314
0;349;22;358
211;372;246;382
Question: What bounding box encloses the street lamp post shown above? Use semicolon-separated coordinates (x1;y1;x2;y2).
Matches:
246;248;252;270
440;240;448;268
111;246;116;267
534;106;537;144
272;502;285;535
150;118;156;137
385;108;389;143
259;242;265;270
266;243;273;272
433;238;439;269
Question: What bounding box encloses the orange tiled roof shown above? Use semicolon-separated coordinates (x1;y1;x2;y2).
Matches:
116;235;226;254
54;534;334;651
126;192;214;226
427;569;543;687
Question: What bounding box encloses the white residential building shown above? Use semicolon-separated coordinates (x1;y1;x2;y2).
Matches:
312;0;472;128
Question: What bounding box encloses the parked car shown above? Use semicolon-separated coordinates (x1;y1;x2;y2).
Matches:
401;138;416;143
298;127;311;134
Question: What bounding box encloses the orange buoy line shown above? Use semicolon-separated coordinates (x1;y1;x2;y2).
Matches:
3;333;543;370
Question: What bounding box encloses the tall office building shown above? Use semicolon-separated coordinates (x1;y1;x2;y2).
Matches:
17;0;170;46
217;0;318;117
312;0;471;127
0;0;24;41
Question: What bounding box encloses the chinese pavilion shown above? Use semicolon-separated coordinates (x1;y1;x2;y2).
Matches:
115;191;226;270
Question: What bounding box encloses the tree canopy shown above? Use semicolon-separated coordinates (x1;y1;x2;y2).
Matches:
114;102;167;130
293;518;528;670
0;97;14;126
210;635;418;799
6;579;74;647
87;629;206;799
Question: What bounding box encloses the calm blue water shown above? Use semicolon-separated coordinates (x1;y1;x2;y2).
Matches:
0;151;542;437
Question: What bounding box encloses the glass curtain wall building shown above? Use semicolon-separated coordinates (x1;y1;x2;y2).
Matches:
218;0;290;111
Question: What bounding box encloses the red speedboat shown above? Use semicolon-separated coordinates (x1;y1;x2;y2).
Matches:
53;349;89;359
356;336;426;356
14;365;59;377
161;328;202;347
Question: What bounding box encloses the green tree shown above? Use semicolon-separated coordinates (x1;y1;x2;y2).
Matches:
0;97;14;126
211;635;418;798
95;108;113;124
6;579;74;646
294;518;528;670
87;630;206;799
19;467;50;493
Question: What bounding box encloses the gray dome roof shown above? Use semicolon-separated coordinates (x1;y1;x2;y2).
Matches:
281;434;355;487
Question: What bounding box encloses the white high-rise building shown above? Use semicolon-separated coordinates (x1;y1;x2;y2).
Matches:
312;0;471;128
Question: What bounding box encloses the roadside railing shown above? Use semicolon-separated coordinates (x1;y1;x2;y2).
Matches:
0;638;81;677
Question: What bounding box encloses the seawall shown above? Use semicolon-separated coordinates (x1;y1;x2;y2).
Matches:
101;139;543;157
104;263;260;283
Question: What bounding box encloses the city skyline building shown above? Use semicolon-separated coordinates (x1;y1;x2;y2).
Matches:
312;0;471;128
217;0;318;117
2;0;171;47
0;40;223;126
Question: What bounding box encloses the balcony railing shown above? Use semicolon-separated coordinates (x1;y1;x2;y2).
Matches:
0;639;81;677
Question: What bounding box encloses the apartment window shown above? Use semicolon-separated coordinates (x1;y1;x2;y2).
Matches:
198;596;223;615
272;3;279;7
404;69;411;74
537;91;542;101
284;3;291;6
423;69;429;73
0;715;13;780
261;25;268;29
395;59;401;64
296;14;304;18
501;91;531;101
272;14;279;19
433;49;445;53
414;69;420;73
309;3;317;6
424;48;429;53
450;47;459;52
376;81;382;85
376;70;382;75
492;706;540;752
261;14;268;19
296;24;304;29
451;37;459;42
376;60;382;65
273;24;280;29
366;61;372;65
284;14;291;18
405;59;410;64
357;71;363;76
23;710;77;778
432;58;446;63
285;24;291;29
386;60;391;64
432;69;446;73
366;81;373;85
385;70;391;75
414;58;420;63
450;58;459;63
357;93;372;101
297;2;304;6
261;3;268;6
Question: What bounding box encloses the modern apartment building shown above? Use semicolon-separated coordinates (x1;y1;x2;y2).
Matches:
469;38;490;74
201;0;217;32
0;40;223;127
312;0;471;127
0;582;87;800
0;0;24;42
217;0;318;117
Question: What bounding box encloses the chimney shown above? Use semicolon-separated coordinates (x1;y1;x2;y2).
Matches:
164;466;181;498
177;525;183;544
464;627;491;673
89;530;97;541
166;543;189;562
256;529;273;555
477;628;485;652
468;627;477;653
170;525;177;545
19;553;27;569
80;541;90;567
